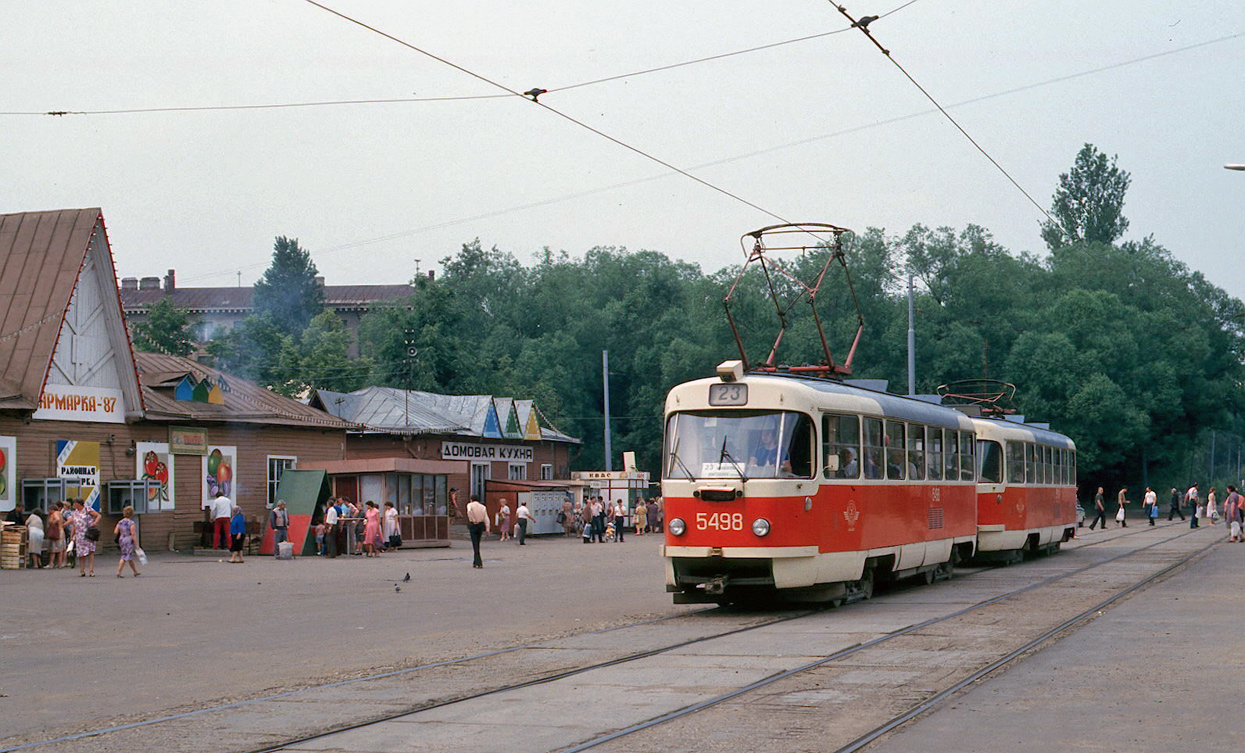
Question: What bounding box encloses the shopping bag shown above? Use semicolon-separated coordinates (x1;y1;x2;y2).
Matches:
1115;508;1125;522
136;547;148;566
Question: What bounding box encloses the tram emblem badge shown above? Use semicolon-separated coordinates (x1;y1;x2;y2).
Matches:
844;500;860;531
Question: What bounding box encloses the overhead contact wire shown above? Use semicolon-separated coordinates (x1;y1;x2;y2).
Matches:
300;0;798;229
831;3;1064;233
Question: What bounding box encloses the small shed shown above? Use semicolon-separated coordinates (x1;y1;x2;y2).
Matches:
260;469;332;556
484;479;575;535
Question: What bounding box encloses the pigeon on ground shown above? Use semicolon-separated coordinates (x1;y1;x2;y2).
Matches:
403;572;410;582
852;15;879;29
394;584;401;592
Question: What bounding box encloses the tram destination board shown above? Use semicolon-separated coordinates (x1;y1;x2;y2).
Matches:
708;383;747;406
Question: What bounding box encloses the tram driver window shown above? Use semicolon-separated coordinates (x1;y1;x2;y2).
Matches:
822;413;860;480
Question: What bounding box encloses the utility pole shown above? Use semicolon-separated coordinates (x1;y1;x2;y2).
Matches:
907;274;915;396
602;350;613;471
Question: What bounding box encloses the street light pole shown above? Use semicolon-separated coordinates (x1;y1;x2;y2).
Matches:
1226;164;1245;171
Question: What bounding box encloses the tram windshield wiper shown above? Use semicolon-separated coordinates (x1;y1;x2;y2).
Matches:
719;437;748;481
667;436;696;479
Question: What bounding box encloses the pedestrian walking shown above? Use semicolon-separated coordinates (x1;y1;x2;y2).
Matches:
1187;484;1200;528
1087;487;1108;530
1144;487;1158;526
25;509;45;569
515;500;536;545
1116;487;1129;528
466;493;489;567
1224;486;1243;542
612;499;626;542
113;505;140;578
68;497;101;577
1207;487;1219;524
270;500;290;557
1168;488;1185;521
362;501;382;557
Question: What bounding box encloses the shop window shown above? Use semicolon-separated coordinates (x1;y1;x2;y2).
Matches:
540;464;554;480
267;456;297;507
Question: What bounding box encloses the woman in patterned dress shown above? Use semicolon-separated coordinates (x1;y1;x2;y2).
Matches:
114;505;140;578
68;497;102;577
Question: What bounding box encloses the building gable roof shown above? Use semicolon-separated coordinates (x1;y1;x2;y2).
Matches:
137;353;354;428
0;209;143;414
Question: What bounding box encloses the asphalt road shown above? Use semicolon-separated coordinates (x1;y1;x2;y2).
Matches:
0;531;689;746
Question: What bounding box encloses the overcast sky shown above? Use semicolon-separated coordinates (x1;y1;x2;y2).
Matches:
3;1;1243;301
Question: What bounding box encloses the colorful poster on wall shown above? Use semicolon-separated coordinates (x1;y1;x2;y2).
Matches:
57;440;101;511
0;435;15;512
202;445;237;505
136;441;175;511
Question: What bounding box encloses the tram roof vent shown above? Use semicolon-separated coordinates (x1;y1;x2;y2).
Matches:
844;378;888;392
1003;414;1027;424
1029;422;1050;430
912;394;943;405
950;405;983;417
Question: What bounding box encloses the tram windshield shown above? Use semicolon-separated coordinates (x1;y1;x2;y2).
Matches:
664;410;814;480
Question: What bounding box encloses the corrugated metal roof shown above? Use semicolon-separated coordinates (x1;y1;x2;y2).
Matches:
312;387;579;443
0;209;110;411
121;284;413;313
137;353;355;429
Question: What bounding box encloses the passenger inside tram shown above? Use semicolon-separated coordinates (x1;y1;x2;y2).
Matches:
835;448;858;478
750;425;792;475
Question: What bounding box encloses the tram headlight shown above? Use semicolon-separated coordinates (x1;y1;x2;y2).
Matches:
669;518;686;536
752;518;771;537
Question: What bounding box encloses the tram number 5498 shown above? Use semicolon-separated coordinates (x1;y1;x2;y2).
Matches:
696;512;743;530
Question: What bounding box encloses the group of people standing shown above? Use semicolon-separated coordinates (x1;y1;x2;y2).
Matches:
315;497;401;558
7;498;140;578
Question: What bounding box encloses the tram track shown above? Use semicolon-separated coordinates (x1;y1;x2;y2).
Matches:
4;523;1205;753
256;524;1208;753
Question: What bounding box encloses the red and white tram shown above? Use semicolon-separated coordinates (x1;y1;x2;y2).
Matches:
972;416;1077;562
661;362;1077;604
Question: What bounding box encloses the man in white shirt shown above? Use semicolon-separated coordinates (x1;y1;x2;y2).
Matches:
515;501;537;545
1143;487;1158;526
466;494;490;567
209;492;232;550
323;499;340;558
1187;484;1200;529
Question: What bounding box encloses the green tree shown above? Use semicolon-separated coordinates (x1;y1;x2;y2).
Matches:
275;310;372;397
205;313;291;386
253;236;324;336
1041;143;1132;249
131;298;196;356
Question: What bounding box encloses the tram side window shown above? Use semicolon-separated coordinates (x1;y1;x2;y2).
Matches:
863;417;884;479
908;424;925;481
944;430;959;480
886;421;906;480
1044;445;1054;484
926;427;943;481
1024;443;1036;484
822;413;861;479
1006;441;1024;484
1060;448;1070;485
978;440;1003;483
959;432;975;480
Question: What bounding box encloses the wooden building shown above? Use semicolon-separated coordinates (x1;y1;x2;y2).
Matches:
0;209;354;550
307;388;581;538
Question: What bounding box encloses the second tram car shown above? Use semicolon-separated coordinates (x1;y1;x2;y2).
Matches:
662;362;1077;605
971;416;1077;561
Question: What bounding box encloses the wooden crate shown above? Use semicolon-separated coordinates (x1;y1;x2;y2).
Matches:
1;525;28;569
